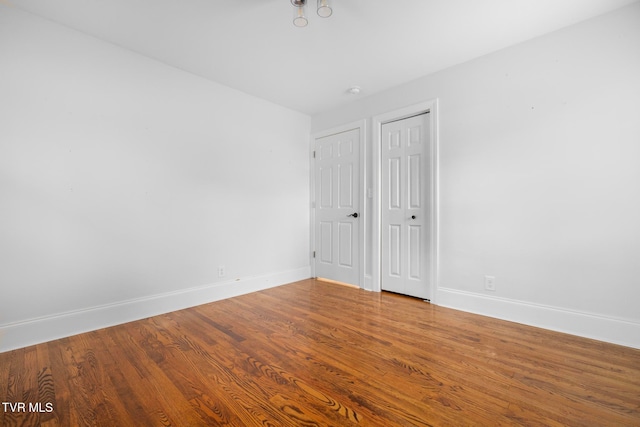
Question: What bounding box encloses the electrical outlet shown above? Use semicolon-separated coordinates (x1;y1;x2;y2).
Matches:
218;266;226;278
484;275;496;291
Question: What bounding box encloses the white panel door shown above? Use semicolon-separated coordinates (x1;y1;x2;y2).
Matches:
381;114;431;299
314;128;360;286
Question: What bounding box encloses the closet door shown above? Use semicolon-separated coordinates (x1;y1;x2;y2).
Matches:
381;113;431;299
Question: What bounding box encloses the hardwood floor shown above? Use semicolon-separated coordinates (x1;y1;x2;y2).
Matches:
1;279;639;426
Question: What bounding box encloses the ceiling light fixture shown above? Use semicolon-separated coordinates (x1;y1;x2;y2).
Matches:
291;0;333;27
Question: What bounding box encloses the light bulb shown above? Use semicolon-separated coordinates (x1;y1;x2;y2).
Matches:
317;0;332;18
293;4;308;27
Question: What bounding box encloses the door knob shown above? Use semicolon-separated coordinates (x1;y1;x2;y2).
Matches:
347;212;359;218
411;215;416;220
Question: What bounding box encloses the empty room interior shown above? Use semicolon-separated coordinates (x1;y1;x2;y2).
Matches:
1;0;639;425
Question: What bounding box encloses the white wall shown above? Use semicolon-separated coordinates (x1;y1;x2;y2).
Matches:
0;6;310;352
312;3;640;348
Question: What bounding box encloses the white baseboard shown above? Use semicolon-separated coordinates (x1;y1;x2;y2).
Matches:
436;287;640;349
0;267;310;353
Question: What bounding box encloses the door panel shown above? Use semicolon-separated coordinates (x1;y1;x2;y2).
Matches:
409;225;421;279
319;222;332;263
408;154;421;208
389;224;402;277
320;167;332;208
314;128;360;286
338;222;353;267
339;164;353;207
340;138;353;156
408;124;422;147
389;157;402;209
381;114;431;299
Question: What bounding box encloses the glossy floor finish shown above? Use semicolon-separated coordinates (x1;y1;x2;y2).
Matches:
1;279;639;426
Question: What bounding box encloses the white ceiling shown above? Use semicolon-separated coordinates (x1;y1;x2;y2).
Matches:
10;0;639;116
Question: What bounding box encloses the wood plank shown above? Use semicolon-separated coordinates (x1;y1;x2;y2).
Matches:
1;279;639;426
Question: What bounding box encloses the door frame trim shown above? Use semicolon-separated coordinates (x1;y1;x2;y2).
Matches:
310;119;367;288
372;100;439;302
